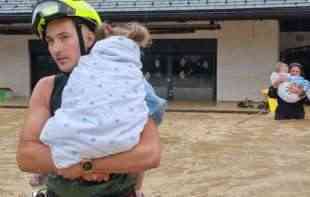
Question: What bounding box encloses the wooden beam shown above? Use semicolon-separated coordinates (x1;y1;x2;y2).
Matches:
0;23;32;34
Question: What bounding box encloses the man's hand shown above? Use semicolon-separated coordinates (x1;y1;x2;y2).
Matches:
56;164;83;180
288;84;304;96
57;163;110;182
82;172;110;182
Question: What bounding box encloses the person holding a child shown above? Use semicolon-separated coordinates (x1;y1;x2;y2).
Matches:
269;62;309;120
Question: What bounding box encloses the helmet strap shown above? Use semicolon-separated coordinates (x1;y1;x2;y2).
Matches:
73;19;87;56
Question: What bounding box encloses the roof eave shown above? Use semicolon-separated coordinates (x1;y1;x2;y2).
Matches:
0;13;31;24
1;6;310;24
101;7;310;22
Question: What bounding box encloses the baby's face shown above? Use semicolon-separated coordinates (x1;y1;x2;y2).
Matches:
279;66;288;73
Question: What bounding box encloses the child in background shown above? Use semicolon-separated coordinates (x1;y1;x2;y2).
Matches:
270;62;289;87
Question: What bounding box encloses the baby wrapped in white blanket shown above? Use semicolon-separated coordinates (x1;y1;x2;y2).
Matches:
40;36;149;168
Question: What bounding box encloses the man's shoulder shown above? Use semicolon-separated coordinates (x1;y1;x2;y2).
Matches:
30;75;56;106
35;75;56;89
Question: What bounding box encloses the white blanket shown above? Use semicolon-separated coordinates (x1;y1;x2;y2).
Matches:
40;36;148;168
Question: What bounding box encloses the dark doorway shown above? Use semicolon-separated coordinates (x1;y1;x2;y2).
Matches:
29;40;60;91
280;19;310;80
142;39;217;101
281;46;310;80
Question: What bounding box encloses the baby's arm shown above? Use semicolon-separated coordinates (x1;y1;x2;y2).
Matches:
144;79;167;125
271;72;289;88
270;72;278;85
270;72;282;87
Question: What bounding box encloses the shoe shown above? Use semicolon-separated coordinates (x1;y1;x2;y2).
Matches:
32;189;47;197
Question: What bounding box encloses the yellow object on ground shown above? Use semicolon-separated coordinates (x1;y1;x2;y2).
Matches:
261;88;278;112
268;98;278;112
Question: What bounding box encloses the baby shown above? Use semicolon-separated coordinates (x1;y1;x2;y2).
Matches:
270;62;289;87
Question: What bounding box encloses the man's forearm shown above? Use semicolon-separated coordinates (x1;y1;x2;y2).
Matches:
92;145;159;173
92;119;161;173
17;141;56;174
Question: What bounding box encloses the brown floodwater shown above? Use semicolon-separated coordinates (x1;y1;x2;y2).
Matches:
0;108;309;197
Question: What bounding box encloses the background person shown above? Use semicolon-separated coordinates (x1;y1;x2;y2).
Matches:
269;62;308;120
270;61;309;103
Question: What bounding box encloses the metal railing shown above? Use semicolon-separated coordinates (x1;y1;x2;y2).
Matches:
1;0;310;13
91;0;310;11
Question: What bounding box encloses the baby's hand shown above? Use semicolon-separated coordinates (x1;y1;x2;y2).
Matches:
278;73;288;82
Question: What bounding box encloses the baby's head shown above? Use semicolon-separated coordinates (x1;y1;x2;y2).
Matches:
275;62;288;73
96;22;151;48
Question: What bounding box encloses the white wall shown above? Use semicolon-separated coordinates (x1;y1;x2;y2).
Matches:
218;20;279;101
153;20;279;101
0;35;35;97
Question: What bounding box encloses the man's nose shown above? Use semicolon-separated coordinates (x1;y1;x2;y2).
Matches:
51;39;63;54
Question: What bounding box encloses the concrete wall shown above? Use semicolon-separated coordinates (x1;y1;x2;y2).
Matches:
218;20;279;101
0;35;35;97
153;20;279;101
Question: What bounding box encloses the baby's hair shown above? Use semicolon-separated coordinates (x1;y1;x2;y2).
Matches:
96;22;151;48
275;61;288;73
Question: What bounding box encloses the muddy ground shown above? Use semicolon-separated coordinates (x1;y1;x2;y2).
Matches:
0;108;309;197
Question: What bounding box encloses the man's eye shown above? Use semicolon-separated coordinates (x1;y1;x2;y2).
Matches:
61;35;70;40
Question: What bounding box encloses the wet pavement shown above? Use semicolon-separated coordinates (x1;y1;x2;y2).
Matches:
0;108;309;197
